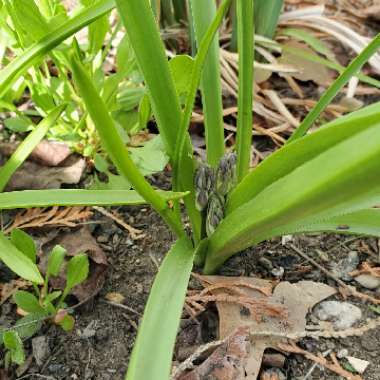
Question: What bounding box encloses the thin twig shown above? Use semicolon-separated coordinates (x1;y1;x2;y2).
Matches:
101;300;141;316
93;206;144;240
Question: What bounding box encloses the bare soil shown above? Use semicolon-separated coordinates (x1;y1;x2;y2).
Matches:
1;201;380;379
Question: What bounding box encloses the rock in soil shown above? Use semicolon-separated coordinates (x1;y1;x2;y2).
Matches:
314;301;362;330
355;274;380;289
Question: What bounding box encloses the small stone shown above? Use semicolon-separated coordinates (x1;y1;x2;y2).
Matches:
281;235;293;245
80;320;98;339
258;257;273;271
315;301;362;330
355;274;380;289
97;235;108;243
271;267;284;278
32;336;50;366
346;356;370;374
260;368;286;380
361;334;378;351
331;251;359;281
337;348;349;359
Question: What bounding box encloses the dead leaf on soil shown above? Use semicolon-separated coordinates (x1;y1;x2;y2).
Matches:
200;276;336;380
0;140;71;167
5;157;85;191
105;292;125;304
175;326;251;380
4;206;92;233
0;279;30;305
278;41;333;86
39;227;108;301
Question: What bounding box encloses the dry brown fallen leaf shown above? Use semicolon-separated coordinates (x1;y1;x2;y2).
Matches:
5;157;85;191
39;227;108;301
278;41;333;86
176;326;250;380
0;140;71;167
0;279;30;305
201;276;336;380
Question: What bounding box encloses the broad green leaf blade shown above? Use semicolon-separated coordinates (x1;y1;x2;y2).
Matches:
0;189;189;210
10;229;37;263
65;254;89;293
235;0;254;181
0;105;65;192
288;32;380;142
13;291;44;314
3;331;25;365
190;0;225;167
0;0;115;97
47;245;66;277
204;122;380;273
228;101;380;212
13;312;47;339
126;237;194;380
0;233;43;284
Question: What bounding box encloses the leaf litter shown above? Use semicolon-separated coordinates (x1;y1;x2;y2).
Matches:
177;275;337;380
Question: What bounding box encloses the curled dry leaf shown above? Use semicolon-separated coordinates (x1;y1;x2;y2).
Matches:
199;276;336;380
278;41;333;86
39;227;108;301
0;140;71;167
5;157;85;191
0;279;30;305
4;206;92;233
175;326;250;380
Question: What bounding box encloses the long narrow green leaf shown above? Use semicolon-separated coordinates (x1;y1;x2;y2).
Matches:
228;101;380;212
174;0;233;187
0;189;188;210
258;209;380;243
190;0;225;167
204;122;380;273
115;0;180;152
0;233;43;284
0;105;65;192
288;32;380;142
235;0;254;181
126;237;194;380
0;0;115;98
70;55;184;237
116;0;201;241
254;0;283;39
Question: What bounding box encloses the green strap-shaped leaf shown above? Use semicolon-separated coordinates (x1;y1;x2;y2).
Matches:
0;105;65;192
190;0;225;167
126;237;194;380
115;0;201;241
0;189;188;210
0;233;43;284
204;122;380;273
228;101;380;212
0;0;115;97
285;209;380;237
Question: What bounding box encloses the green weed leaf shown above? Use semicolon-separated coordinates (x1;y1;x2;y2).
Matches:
65;254;89;293
3;331;24;365
13;291;44;314
0;232;43;284
47;245;66;277
10;229;36;263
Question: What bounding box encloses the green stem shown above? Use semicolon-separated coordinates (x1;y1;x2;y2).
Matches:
70;56;184;237
288;32;380;143
174;0;233;190
190;0;225;167
235;0;254;181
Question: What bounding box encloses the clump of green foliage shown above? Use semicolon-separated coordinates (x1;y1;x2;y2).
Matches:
1;1;380;379
0;230;88;369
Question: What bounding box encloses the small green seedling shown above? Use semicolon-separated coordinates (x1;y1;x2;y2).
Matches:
0;230;89;367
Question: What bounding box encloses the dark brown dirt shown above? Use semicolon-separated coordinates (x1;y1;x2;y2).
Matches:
1;203;380;379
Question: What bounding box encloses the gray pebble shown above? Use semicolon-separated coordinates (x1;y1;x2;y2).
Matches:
355;274;380;289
